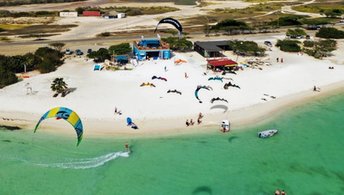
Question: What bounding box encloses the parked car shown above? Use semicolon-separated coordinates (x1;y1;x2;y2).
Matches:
75;49;84;55
287;35;304;39
264;41;272;47
65;49;72;55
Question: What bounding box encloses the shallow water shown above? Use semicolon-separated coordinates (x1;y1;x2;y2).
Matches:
1;93;344;194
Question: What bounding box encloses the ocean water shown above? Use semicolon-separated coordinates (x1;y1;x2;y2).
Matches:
1;93;344;195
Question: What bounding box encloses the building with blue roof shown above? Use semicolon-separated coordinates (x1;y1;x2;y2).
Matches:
133;38;171;61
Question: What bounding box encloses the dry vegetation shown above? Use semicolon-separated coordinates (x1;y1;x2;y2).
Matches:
293;2;344;13
0;0;85;6
122;0;197;5
0;24;77;37
0;17;55;24
182;2;299;26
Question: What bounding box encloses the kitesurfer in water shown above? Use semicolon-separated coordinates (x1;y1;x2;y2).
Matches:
125;142;130;153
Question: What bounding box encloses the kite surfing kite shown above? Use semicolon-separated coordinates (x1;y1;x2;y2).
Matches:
154;17;183;38
34;107;83;146
167;89;182;95
127;117;138;129
224;81;240;90
152;76;167;81
195;85;212;103
140;82;156;87
210;97;228;104
208;76;224;82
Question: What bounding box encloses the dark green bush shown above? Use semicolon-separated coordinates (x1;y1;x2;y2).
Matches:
316;27;344;39
287;28;307;36
276;39;301;52
303;40;314;47
229;40;265;56
109;43;131;55
87;48;111;62
0;66;18;89
161;37;193;52
270;15;305;26
303;39;337;59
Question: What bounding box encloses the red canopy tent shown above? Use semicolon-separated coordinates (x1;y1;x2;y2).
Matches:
207;58;237;70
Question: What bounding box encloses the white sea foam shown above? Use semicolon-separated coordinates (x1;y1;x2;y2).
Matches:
36;151;129;169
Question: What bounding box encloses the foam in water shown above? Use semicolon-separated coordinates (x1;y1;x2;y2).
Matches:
36;151;129;169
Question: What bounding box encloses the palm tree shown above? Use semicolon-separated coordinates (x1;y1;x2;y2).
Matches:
51;78;68;95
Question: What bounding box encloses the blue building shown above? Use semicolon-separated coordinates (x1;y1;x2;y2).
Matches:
133;38;171;61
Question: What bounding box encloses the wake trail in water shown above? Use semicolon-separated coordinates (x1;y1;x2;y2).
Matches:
36;151;129;169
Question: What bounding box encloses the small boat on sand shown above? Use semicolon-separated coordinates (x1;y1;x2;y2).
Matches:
258;129;278;138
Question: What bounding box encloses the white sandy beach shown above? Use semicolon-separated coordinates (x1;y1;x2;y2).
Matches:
1;38;344;137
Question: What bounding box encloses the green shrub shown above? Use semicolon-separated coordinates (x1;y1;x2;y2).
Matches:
301;17;335;25
303;40;314;47
35;47;63;73
38;58;56;73
316;27;344;39
316;39;337;52
276;39;301;52
87;48;111;62
109;43;131;55
303;39;337;59
270;15;305;26
0;46;63;88
161;37;193;52
229;40;265;56
211;19;252;34
287;28;307;36
322;9;343;18
0;65;18;88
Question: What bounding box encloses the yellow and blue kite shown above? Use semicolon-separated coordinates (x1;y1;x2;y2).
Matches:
34;107;83;146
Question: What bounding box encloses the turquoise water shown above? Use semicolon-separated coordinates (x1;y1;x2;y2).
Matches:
1;93;344;194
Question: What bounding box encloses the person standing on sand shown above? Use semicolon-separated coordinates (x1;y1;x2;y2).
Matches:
198;112;204;119
186;119;190;127
276;58;279;63
185;72;188;79
281;58;284;63
197;118;202;125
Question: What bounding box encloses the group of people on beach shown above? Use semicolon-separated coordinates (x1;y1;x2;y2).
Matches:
186;113;204;127
313;86;321;92
275;189;286;195
276;57;284;63
114;107;122;116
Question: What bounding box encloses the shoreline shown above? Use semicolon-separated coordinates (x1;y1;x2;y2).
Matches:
2;80;344;139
